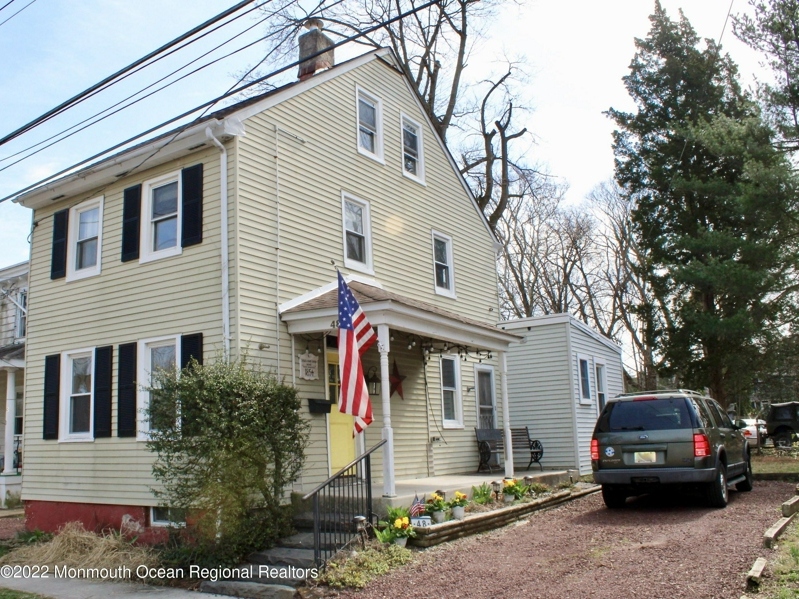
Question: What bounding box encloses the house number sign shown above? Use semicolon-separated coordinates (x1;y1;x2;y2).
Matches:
298;351;319;381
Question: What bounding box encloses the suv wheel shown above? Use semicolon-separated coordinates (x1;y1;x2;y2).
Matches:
774;430;793;448
736;455;754;492
601;485;627;509
706;463;728;508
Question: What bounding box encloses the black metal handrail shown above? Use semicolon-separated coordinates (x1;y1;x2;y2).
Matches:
302;439;386;567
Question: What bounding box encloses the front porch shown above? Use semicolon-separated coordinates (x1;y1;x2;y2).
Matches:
0;345;24;507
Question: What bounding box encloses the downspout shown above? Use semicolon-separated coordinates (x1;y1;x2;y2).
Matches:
206;128;231;357
274;125;281;378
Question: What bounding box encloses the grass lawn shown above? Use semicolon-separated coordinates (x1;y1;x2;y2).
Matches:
751;450;799;476
758;520;799;599
0;591;48;599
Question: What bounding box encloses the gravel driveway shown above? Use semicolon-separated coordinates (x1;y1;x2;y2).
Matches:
346;481;794;599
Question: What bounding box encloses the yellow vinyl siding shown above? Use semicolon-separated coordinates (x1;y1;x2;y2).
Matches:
22;146;230;505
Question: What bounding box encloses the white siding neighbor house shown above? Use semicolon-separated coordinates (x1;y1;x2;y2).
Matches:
11;29;520;537
500;314;624;475
0;261;27;505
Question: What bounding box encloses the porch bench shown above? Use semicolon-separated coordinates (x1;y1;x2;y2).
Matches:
475;427;544;473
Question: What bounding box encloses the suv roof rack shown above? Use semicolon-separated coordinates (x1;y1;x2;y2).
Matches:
616;388;705;398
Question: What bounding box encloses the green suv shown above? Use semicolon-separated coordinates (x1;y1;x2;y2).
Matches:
591;389;752;508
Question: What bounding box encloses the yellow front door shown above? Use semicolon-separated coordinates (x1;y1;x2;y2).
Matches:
327;353;355;472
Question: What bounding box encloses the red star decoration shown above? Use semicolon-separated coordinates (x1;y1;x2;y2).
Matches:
389;359;406;400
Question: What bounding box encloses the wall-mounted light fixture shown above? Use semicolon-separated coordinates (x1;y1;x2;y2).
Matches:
365;367;381;396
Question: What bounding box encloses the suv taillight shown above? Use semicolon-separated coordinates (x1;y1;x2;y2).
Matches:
693;433;710;457
591;438;600;461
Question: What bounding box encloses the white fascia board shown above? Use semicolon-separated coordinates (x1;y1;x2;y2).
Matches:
500;313;621;355
0;262;29;285
15;119;230;210
282;300;520;351
0;359;24;370
277;273;383;314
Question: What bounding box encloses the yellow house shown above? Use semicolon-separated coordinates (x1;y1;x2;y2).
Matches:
13;39;519;534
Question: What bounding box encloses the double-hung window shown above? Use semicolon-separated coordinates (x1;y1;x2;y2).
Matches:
356;87;383;162
138;336;179;439
432;231;456;298
401;115;424;183
15;290;26;340
595;361;607;411
441;356;462;428
577;354;592;405
342;193;373;274
61;349;94;441
141;172;182;263
66;197;103;281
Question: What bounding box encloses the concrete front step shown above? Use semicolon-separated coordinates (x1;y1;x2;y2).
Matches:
200;580;298;599
249;546;316;569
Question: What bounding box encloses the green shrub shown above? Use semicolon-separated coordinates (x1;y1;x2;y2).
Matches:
471;482;493;504
319;543;413;589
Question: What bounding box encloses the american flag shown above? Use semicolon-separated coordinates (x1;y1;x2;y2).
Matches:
337;271;377;435
410;495;426;517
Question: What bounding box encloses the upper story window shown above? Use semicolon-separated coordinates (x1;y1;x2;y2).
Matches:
141;172;182;263
441;356;462;428
15;290;27;340
356;87;383;162
401;115;424;183
342;193;373;274
432;231;456;298
66;196;103;281
60;349;94;441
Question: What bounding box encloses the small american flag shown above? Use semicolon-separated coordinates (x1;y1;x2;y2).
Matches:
410;495;426;517
337;271;377;435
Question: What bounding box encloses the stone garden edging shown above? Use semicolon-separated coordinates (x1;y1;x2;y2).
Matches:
410;485;600;548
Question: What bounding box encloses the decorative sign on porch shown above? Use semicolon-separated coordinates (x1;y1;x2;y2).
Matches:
298;350;319;381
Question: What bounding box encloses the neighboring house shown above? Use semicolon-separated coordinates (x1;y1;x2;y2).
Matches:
500;314;624;475
0;261;27;505
12;28;519;535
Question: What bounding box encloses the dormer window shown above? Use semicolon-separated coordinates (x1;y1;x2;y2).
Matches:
401;115;424;184
356;87;383;162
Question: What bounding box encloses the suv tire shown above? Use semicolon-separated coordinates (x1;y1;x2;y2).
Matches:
736;455;754;492
706;463;728;508
774;430;793;448
601;485;627;509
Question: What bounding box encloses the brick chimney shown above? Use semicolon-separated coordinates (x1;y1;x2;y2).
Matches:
298;19;334;81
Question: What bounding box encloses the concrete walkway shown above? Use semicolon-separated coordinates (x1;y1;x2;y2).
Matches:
0;576;225;598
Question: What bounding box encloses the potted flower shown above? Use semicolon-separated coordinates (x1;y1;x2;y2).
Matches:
502;478;527;502
449;491;468;520
425;492;449;523
389;515;416;547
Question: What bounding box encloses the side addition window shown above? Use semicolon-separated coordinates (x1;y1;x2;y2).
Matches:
15;290;27;340
595;362;607;411
342;194;373;274
401;115;424;183
441;356;462;428
66;197;103;281
432;232;455;298
141;172;181;263
577;354;592;405
356;88;383;162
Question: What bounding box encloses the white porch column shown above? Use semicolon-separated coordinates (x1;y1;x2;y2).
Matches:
499;351;514;478
3;368;17;475
377;325;395;497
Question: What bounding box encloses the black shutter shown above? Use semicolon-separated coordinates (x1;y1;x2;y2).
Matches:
117;342;138;438
93;346;113;438
181;333;204;369
43;354;60;440
50;209;69;279
181;164;203;247
121;184;141;262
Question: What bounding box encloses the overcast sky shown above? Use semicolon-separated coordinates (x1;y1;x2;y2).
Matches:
0;0;765;270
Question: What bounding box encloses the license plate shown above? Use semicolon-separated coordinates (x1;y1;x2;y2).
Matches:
634;451;657;464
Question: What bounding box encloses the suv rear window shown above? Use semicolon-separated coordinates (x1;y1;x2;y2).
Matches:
598;398;697;432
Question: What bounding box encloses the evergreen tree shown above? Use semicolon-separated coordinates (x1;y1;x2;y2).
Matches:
609;2;799;407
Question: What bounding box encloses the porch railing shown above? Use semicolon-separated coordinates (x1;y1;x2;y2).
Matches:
301;439;386;567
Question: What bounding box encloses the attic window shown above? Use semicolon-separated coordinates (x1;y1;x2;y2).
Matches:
401;115;424;184
356;87;383;163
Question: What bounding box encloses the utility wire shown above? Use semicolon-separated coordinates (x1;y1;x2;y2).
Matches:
1;0;438;204
0;0;35;29
0;0;256;146
0;1;17;14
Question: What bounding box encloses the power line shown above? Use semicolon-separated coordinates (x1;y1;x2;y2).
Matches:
0;0;35;29
0;0;256;147
2;0;439;204
0;1;17;14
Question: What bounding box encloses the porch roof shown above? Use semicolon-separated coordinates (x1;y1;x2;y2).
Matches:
281;281;520;352
0;344;24;370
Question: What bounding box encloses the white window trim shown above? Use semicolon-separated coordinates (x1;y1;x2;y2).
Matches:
400;113;425;185
150;507;186;528
474;364;496;429
594;358;607;415
137;335;181;441
14;288;27;341
355;86;384;164
341;192;374;275
440;355;463;429
140;171;182;264
431;230;456;298
576;353;593;406
65;196;103;282
59;347;95;443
